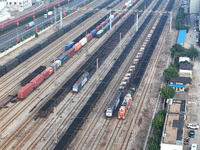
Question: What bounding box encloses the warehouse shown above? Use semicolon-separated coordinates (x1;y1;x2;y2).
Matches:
160;99;186;150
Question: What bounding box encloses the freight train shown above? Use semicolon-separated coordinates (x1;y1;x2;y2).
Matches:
73;72;90;92
17;5;129;100
105;18;156;119
0;0;115;78
39;0;138;118
118;93;132;120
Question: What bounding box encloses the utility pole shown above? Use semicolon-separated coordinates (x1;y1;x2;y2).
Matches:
60;7;63;29
136;10;138;32
109;12;112;31
54;107;58;145
170;11;172;33
120;32;122;50
54;6;57;28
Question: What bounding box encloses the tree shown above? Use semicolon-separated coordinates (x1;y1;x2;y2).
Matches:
170;44;185;58
185;46;199;60
159;86;175;100
163;67;179;82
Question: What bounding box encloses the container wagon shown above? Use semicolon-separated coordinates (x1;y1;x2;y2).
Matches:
105;90;123;118
118;93;132;120
72;72;90;92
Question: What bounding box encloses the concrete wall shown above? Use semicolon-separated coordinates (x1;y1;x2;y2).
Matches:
190;0;199;14
161;143;183;150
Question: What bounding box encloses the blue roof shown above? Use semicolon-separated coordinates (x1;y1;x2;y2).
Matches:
169;84;185;88
181;1;185;5
177;30;186;44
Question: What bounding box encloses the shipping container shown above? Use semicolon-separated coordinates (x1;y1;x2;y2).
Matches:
100;21;107;28
95;25;101;31
18;83;33;99
57;53;68;64
55;60;62;67
90;29;97;36
30;74;44;88
66;48;75;58
65;41;75;51
112;17;118;21
105;90;123;118
79;37;87;46
85;33;92;41
73;42;82;51
96;30;104;38
113;12;117;17
72;72;90;92
41;67;53;79
49;62;58;70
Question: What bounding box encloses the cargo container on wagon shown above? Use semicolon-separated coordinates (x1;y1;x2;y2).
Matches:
95;25;101;31
79;37;87;46
65;48;75;58
118;93;132;120
55;60;62;68
18;83;34;99
65;42;75;51
41;67;54;79
73;42;82;51
57;53;68;64
30;74;44;88
72;72;90;93
100;21;107;28
85;33;92;41
96;30;104;38
105;90;123;118
90;29;97;36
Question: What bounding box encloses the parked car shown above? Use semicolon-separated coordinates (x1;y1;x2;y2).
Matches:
187;123;199;130
189;130;195;138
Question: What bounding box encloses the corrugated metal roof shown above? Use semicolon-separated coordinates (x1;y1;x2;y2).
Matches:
177;30;186;44
169;84;185;88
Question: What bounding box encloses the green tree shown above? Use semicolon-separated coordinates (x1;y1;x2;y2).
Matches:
160;86;175;100
163;67;179;82
185;46;199;60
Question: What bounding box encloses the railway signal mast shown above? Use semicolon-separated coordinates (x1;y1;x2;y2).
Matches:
59;7;63;29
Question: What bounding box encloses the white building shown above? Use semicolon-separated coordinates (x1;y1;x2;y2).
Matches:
0;1;11;22
160;99;186;150
179;56;191;63
190;0;199;14
6;0;32;11
179;63;193;77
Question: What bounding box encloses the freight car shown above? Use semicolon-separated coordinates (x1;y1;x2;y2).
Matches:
105;90;123;118
118;93;132;120
72;72;90;93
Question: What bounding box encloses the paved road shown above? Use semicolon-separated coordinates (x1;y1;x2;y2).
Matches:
0;0;95;50
183;14;200;150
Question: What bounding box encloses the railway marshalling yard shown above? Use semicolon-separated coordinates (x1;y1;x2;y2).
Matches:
0;0;185;149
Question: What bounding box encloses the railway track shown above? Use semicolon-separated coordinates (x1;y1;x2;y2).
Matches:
61;0;175;149
71;4;158;150
0;0;144;148
0;0;132;126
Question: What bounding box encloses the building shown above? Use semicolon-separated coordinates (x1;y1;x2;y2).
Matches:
179;63;193;77
160;99;186;150
190;0;199;14
0;1;11;22
6;0;32;11
179;56;191;63
169;77;192;91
